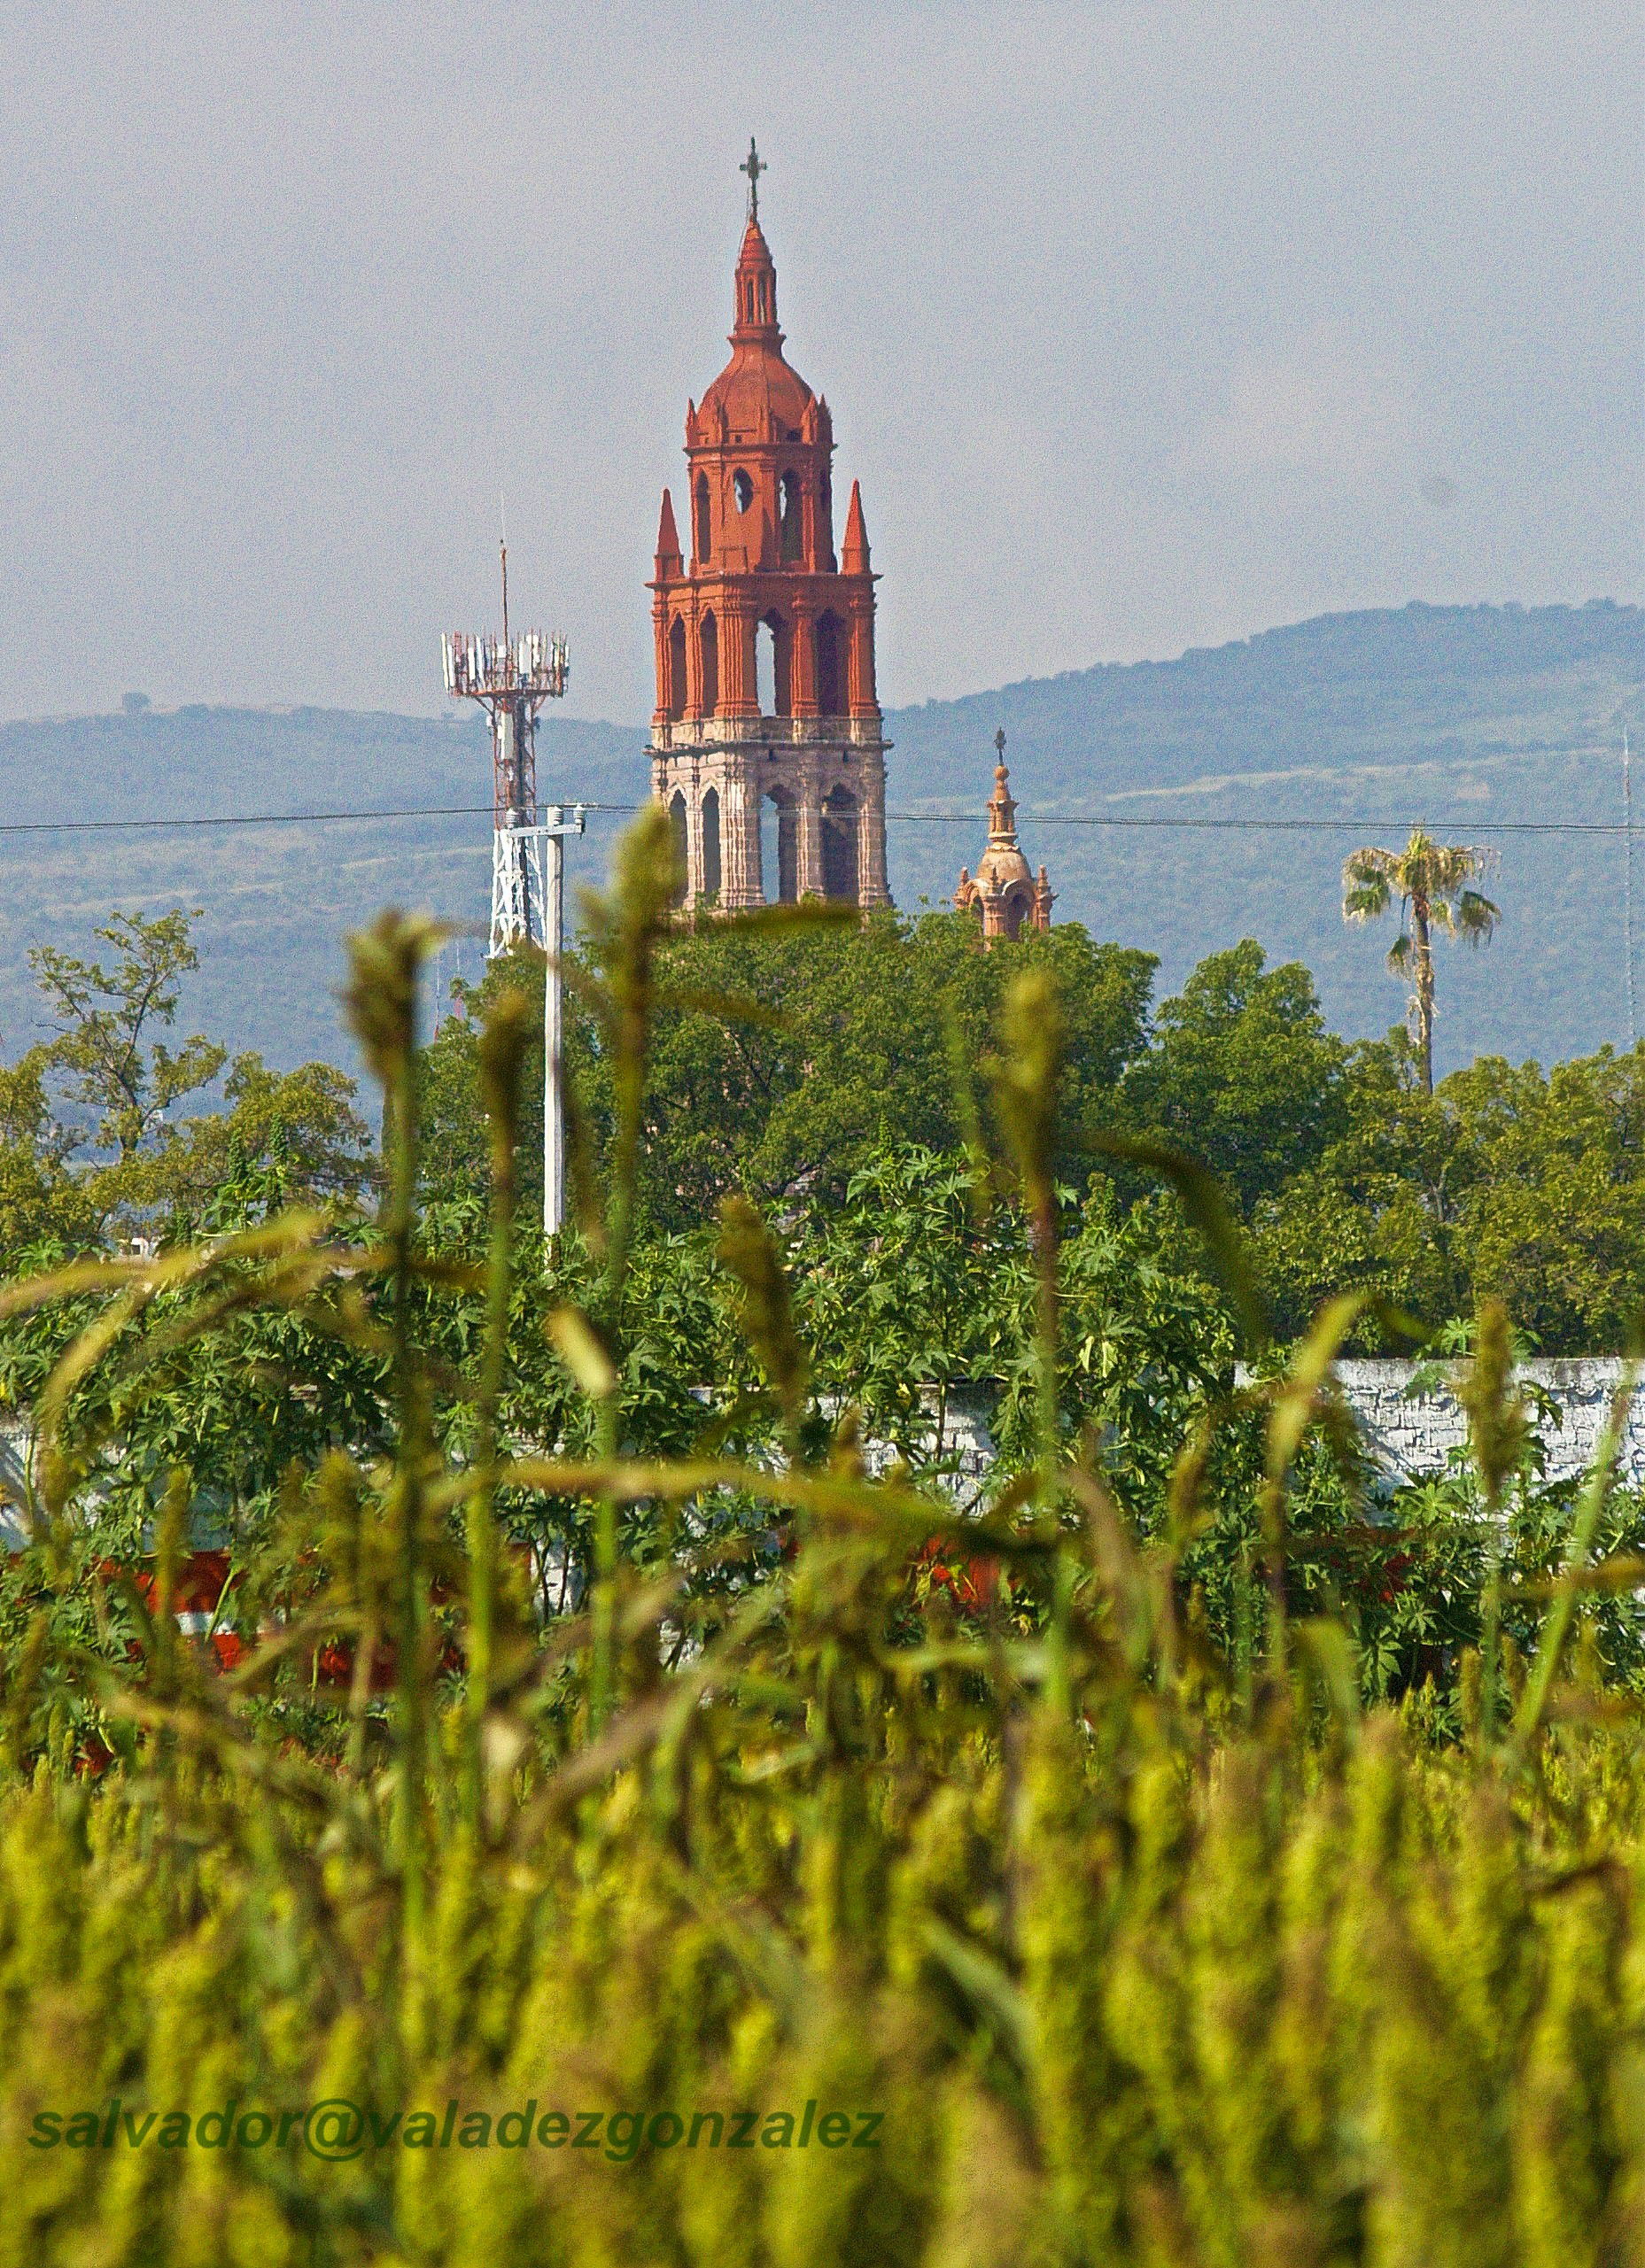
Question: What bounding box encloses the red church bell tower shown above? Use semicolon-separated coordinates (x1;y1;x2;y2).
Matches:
648;143;891;910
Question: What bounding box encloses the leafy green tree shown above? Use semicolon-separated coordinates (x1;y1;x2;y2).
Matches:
29;910;226;1165
135;1053;374;1228
1252;1032;1463;1339
1443;1045;1645;1348
15;909;373;1239
417;910;1156;1235
1120;940;1350;1213
1343;829;1500;1092
0;1049;94;1257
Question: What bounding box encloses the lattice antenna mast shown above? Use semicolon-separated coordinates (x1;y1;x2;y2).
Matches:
442;544;570;956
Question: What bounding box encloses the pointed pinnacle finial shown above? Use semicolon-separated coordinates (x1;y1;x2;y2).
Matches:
741;137;765;221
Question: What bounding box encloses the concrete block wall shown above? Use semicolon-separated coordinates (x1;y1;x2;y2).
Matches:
1306;1359;1645;1488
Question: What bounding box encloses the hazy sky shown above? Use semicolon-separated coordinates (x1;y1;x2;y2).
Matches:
0;0;1638;725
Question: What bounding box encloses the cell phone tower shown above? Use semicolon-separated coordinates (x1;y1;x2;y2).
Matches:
442;539;570;956
443;539;585;1242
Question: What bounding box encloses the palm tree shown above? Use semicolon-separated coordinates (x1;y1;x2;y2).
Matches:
1342;829;1500;1094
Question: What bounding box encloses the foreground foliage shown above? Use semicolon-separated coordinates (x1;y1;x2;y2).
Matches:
0;815;1643;2263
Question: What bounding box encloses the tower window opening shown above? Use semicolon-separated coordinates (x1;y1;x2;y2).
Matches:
821;786;857;904
701;786;722;903
699;611;719;716
1001;886;1030;942
733;468;754;514
667;791;688;907
780;470;802;562
693;474;711;565
666;616;687;718
760;789;797;904
815;612;843;716
755;611;789;717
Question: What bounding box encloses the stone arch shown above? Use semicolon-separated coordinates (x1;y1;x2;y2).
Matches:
693;475;711;566
667;790;688;906
760;786;797;904
733;468;755;515
999;883;1033;941
815;612;843;716
666;616;687;719
821;786;857;903
701;786;722;902
698;611;719;716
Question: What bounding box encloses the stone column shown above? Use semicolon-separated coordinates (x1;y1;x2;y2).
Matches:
684;599;704;718
847;595;879;718
857;754;890;908
795;755;825;898
650;604;668;724
685;755;705;902
788;597;818;716
721;760;763;910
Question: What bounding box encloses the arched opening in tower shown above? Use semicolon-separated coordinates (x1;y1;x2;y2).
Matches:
698;612;719;716
755;612;789;717
821;786;857;904
760;788;797;904
667;792;689;906
693;475;711;567
780;471;802;563
815;613;842;717
666;617;687;719
701;786;722;902
1000;885;1031;942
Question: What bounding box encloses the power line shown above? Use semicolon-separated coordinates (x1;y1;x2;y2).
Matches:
0;802;1641;840
887;814;1645;835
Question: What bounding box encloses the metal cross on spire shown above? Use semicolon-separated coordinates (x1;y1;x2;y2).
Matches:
741;137;765;221
995;727;1007;760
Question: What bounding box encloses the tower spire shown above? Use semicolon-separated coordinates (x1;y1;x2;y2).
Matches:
842;481;871;573
654;487;682;577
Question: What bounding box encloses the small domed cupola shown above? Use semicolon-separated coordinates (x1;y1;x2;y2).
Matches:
955;730;1056;944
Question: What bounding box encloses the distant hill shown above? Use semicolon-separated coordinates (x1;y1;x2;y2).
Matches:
885;600;1645;1072
0;600;1639;1077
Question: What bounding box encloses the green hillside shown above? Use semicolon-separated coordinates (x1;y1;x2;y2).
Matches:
0;599;1638;1073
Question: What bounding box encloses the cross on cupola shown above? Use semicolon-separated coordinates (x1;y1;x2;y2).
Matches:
740;138;765;221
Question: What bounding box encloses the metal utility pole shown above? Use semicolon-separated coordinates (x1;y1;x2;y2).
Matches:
443;549;585;1250
528;802;585;1238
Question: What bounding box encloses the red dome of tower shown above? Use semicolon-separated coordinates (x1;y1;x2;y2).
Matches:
696;218;816;443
